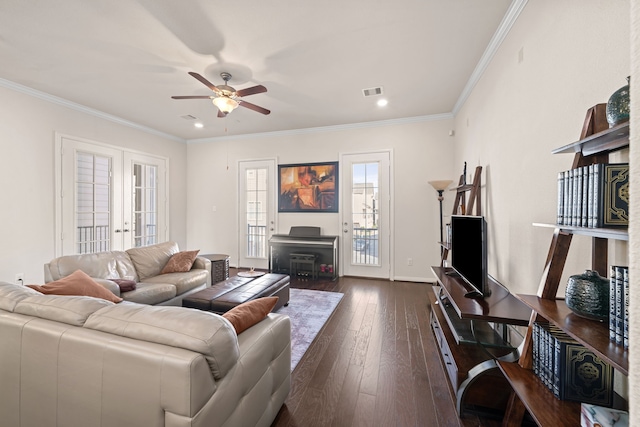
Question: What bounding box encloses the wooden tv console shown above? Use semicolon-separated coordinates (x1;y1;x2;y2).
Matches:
428;266;531;417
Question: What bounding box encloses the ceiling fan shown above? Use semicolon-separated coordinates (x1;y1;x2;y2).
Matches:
172;72;270;117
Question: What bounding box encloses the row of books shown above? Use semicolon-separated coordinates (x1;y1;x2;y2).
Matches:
557;163;629;228
533;322;614;407
609;265;629;349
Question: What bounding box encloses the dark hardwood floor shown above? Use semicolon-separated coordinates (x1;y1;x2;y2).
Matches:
236;269;501;427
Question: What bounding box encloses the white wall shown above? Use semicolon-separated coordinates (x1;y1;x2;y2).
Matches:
0;86;188;284
453;0;630;296
185;118;455;280
628;1;639;423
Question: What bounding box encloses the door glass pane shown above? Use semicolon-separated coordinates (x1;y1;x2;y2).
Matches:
246;168;267;258
133;163;158;247
352;162;379;265
76;152;111;254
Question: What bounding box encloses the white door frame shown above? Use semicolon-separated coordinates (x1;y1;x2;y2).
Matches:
55;133;168;256
339;150;393;279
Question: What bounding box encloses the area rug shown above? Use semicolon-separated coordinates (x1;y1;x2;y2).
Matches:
275;288;343;371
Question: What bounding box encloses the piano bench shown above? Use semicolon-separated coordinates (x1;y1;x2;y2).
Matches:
290;253;318;280
182;273;290;313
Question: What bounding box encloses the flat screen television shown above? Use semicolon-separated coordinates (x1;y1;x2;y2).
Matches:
450;215;489;298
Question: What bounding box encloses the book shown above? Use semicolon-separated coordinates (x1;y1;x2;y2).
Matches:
614;266;624;346
581;403;628;427
588;164;596;228
609;266;616;342
563;344;614;406
594;163;629;228
623;267;629;349
581;165;589;227
575;166;583;227
557;171;565;225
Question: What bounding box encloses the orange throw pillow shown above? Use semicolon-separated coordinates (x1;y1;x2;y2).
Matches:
27;270;122;303
222;297;279;334
161;250;200;274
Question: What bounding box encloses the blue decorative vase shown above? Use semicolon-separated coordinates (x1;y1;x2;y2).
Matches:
565;270;609;321
606;76;630;127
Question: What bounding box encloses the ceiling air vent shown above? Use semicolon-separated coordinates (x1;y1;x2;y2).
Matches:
362;87;383;97
180;114;197;120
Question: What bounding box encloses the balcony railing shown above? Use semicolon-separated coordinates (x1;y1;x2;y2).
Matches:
352;227;379;265
247;224;267;258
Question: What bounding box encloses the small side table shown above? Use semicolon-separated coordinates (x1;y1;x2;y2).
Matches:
199;254;230;284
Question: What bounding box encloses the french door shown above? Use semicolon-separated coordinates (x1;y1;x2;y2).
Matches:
55;134;167;256
238;159;276;269
340;151;391;278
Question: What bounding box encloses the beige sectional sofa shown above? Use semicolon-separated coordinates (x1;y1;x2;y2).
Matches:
44;241;210;306
0;281;291;427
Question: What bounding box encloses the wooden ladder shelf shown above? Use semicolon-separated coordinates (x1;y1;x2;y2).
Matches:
440;165;482;266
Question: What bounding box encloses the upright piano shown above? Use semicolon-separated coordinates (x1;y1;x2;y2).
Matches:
268;226;339;280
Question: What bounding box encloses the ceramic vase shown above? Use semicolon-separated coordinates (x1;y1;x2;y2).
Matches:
606;76;630;127
565;270;609;321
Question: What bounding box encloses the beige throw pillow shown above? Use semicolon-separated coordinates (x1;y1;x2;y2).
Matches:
161;250;200;274
27;269;122;303
222;297;279;334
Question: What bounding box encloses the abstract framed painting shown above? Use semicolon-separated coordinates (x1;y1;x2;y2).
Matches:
278;161;338;212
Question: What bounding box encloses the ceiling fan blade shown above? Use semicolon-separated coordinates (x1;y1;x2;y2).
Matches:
239;100;271;115
188;72;222;95
171;95;214;99
236;85;267;98
217;110;227;118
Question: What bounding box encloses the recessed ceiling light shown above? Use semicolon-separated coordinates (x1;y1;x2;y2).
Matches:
194;122;204;128
377;99;388;107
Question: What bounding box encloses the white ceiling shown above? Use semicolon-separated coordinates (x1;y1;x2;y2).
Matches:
0;0;518;141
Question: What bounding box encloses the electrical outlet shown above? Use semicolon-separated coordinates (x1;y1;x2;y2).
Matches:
407;258;413;266
15;273;24;285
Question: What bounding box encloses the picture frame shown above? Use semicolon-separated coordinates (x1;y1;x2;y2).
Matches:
278;161;338;212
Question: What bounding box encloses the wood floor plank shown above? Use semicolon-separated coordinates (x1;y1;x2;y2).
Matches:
258;271;496;427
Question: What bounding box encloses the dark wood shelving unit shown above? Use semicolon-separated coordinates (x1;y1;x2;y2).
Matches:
500;104;630;427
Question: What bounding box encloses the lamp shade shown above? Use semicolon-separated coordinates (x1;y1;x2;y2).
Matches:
428;180;453;191
212;96;239;114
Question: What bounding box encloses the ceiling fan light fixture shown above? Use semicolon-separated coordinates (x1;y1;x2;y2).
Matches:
212;96;239;114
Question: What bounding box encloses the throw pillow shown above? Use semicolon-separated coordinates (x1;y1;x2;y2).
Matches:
111;278;137;292
222;297;279;334
161;249;200;274
27;270;122;303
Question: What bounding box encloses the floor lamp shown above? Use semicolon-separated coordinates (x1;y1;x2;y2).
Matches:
428;180;453;255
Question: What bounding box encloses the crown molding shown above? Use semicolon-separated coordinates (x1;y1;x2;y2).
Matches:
187;112;455;144
452;0;528;115
0;77;185;143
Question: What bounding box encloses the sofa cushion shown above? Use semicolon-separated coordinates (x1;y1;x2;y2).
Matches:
14;294;115;326
223;297;279;334
0;281;41;311
46;251;138;282
143;270;208;296
161;250;200;274
120;282;176;305
126;241;179;281
27;270;123;303
84;303;240;380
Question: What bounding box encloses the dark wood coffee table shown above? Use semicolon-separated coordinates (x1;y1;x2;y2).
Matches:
182;273;290;313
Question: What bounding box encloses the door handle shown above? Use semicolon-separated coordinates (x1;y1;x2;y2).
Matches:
123;229;130;232
115;229;122;233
